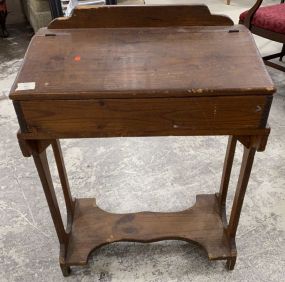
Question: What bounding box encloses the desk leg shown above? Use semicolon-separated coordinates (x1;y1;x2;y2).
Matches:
218;136;257;270
32;140;73;276
52;140;75;218
226;143;256;270
26;136;258;274
219;136;237;209
228;145;256;237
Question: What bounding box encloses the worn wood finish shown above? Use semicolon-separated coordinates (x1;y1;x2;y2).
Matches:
32;148;68;245
9;26;275;101
219;136;237;209
65;194;235;266
10;5;276;276
228;147;256;238
17;137;52;157
18;96;271;138
48;5;233;29
237;133;270;152
18;128;272;143
52;140;75;217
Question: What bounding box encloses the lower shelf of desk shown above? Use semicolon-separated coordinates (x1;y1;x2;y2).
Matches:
63;194;236;268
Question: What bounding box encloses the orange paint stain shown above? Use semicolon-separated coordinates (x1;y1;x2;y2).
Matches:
74;55;81;62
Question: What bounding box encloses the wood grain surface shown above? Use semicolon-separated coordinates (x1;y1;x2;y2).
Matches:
48;5;234;29
10;26;274;101
10;5;276;275
18;96;271;138
65;194;235;265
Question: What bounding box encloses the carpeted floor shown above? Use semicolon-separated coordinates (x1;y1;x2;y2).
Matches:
0;1;285;281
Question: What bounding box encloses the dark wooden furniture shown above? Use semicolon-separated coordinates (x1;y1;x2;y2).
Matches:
0;0;8;37
10;5;275;276
239;0;285;72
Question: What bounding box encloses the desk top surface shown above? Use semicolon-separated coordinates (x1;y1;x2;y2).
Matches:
10;25;275;101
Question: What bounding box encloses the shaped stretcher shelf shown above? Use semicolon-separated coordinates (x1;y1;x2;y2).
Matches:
64;194;236;266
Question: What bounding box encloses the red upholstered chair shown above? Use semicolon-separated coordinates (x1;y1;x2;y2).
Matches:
239;0;285;72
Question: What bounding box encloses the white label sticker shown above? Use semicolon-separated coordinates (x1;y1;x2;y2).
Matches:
16;82;36;91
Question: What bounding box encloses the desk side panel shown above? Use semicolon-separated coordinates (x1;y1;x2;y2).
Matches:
18;96;271;138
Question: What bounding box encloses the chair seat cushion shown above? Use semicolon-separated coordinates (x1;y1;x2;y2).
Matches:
240;4;285;34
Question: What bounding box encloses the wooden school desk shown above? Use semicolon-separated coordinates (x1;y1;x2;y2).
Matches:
10;5;275;276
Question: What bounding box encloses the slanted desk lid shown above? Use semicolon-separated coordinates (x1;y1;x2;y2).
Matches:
10;25;275;101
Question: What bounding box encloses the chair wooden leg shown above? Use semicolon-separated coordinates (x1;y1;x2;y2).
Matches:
0;9;9;38
279;44;285;62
